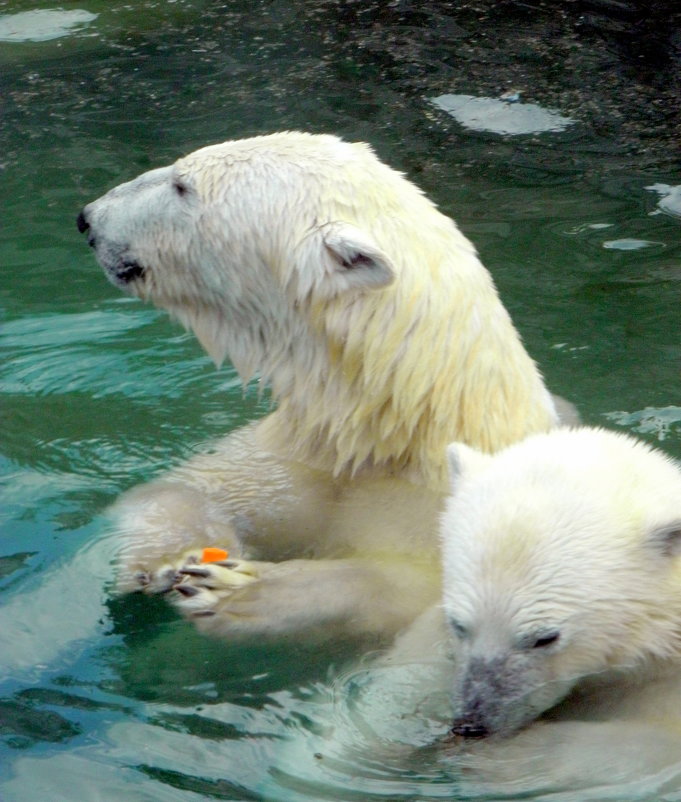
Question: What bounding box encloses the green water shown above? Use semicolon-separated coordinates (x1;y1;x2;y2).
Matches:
1;2;681;800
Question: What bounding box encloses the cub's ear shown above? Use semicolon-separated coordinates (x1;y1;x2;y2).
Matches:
446;442;492;487
649;522;681;558
321;222;395;294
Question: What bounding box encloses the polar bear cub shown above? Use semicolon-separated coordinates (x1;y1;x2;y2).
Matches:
405;426;681;741
78;132;563;642
263;427;681;796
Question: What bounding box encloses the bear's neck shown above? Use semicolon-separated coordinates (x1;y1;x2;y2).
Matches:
258;268;558;490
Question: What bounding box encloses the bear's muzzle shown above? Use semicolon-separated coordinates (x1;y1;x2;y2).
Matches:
77;208;146;286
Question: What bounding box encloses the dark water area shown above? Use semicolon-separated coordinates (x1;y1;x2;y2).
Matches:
1;1;680;799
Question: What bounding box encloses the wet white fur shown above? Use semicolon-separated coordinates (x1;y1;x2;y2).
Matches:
266;428;681;797
441;427;681;734
81;132;564;641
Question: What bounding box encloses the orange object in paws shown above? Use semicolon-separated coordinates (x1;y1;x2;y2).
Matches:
201;547;229;563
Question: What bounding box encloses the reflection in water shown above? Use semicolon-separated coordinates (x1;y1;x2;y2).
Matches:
0;10;98;43
647;183;681;219
430;94;575;135
601;238;663;251
1;1;681;800
606;406;681;441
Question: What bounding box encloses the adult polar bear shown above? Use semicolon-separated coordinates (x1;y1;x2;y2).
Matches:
78;131;562;642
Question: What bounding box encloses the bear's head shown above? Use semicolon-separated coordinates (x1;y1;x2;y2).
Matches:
78;132;557;482
77;133;405;371
441;427;681;738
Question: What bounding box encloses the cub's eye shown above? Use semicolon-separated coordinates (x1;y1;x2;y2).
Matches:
173;179;188;197
449;619;469;639
531;631;560;649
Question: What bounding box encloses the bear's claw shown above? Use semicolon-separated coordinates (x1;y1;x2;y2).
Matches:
176;559;259;589
169;556;260;618
175;584;201;597
178;566;211;579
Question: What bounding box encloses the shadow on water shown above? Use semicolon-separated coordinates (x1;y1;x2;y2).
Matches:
1;1;681;799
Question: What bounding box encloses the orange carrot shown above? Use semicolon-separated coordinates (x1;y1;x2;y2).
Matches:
201;547;229;563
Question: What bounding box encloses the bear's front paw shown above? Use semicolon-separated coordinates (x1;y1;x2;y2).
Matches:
169;557;260;617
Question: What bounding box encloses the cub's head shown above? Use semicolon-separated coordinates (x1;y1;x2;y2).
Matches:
441;427;681;738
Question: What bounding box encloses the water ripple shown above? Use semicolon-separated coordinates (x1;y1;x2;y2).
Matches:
0;306;221;400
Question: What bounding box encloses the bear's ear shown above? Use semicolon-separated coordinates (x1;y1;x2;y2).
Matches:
649;522;681;558
446;442;492;487
321;223;396;293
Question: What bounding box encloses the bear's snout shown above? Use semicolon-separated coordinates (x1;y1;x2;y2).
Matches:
77;206;146;287
450;696;493;739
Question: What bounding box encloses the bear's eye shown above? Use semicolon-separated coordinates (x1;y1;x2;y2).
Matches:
173;179;188;197
449;619;469;639
531;631;560;649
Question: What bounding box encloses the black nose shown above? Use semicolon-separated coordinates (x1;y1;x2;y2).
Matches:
450;721;490;739
76;210;90;234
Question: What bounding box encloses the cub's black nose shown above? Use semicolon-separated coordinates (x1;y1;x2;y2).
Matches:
450;721;490;739
76;210;90;234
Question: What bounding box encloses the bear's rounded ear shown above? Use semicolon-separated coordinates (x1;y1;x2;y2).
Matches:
321;223;395;293
649;522;681;558
446;442;492;487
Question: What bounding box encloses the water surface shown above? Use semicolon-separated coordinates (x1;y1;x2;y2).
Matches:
1;2;681;800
